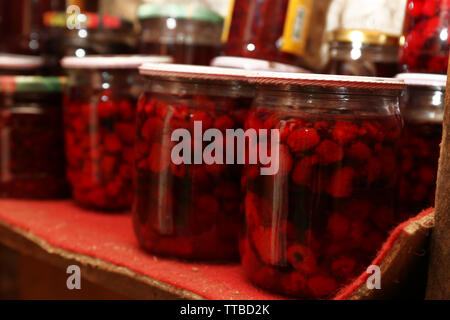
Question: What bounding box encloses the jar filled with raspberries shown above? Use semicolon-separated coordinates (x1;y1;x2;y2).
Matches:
61;55;172;211
241;72;405;299
396;73;446;221
134;64;254;261
400;0;449;74
0;76;69;199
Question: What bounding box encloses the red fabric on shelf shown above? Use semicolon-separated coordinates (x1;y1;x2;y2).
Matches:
0;200;283;300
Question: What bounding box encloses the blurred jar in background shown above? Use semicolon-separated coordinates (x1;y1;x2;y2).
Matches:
399;0;449;74
137;3;223;65
0;54;45;76
323;29;400;77
43;11;136;74
0;0;66;55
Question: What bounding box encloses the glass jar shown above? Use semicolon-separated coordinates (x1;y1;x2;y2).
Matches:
400;0;449;74
43;11;136;74
210;56;310;73
323;29;400;77
222;0;316;69
0;76;69;199
242;73;405;298
396;73;446;220
137;3;223;65
0;54;45;76
134;64;254;261
0;0;65;55
62;55;172;211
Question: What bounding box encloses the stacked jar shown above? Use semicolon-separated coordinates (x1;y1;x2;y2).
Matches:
62;55;172;211
137;3;223;65
221;0;322;71
400;0;449;74
396;73;447;220
134;64;254;261
323;29;400;77
241;72;405;298
0;75;69;199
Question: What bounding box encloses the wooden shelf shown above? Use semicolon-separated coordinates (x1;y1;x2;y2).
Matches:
0;200;282;300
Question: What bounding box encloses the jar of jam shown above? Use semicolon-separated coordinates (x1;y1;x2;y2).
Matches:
0;54;45;75
134;64;254;261
222;0;316;69
396;73;446;220
323;29;400;77
61;55;172;211
400;0;449;74
242;72;405;298
211;56;310;73
137;3;223;65
0;76;69;199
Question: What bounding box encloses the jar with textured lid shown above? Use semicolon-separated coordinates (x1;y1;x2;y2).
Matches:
137;3;223;65
242;72;405;298
0;76;69;199
323;29;400;77
61;55;172;211
396;73;446;220
134;64;254;261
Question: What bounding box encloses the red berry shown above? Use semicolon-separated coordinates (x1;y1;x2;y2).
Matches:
327;167;355;198
332;121;359;144
287;128;320;152
315;140;344;165
308;276;337;298
286;244;318;275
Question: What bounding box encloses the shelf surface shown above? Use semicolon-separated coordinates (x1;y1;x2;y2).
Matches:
0;199;283;300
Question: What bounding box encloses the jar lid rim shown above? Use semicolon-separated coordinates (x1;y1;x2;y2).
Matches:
61;55;173;69
137;3;223;24
0;54;44;70
0;76;65;93
328;29;400;46
395;73;447;88
249;71;406;90
211;56;310;73
139;63;255;81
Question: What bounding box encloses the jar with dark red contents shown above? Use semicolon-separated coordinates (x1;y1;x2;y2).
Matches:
0;76;69;199
222;0;315;69
0;54;45;76
61;55;172;211
396;73;446;220
137;3;223;65
134;64;254;261
400;0;449;74
323;29;400;77
242;72;405;298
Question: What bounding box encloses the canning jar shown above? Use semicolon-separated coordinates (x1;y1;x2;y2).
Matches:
211;56;310;73
400;0;449;74
396;73;446;220
134;64;254;261
0;54;45;76
323;29;400;77
222;0;316;69
242;72;405;298
43;11;136;73
0;76;69;199
62;55;172;211
137;3;223;65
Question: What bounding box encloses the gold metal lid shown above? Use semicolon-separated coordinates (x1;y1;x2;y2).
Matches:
329;29;400;47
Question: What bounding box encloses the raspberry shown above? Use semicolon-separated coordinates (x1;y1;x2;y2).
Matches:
118;99;134;121
308;276;337;298
190;110;213;129
315;140;344;165
287;128;320;152
101;156;116;177
281;272;307;295
286;244;318;275
331;257;356;278
360;121;384;142
97;99;117;118
347;142;372;161
292;156;315;186
141;117;164;141
104;134;122;153
327;213;350;239
327;167;355;198
332;121;359;144
214;115;235;131
115;122;135;144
